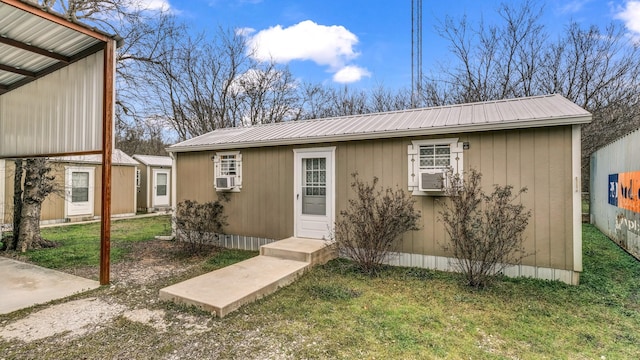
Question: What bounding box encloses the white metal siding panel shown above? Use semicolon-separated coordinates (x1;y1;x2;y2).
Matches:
591;128;640;260
0;51;104;157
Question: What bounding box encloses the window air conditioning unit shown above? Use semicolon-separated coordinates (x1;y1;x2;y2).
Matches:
419;171;445;193
215;175;235;190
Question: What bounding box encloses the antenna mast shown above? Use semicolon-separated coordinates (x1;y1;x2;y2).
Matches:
411;0;423;108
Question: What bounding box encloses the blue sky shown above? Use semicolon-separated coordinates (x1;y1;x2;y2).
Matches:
145;0;640;91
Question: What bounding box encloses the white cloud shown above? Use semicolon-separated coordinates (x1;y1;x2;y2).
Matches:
558;0;591;14
141;0;171;11
332;65;371;84
128;0;172;12
236;27;256;37
615;1;640;37
245;20;367;75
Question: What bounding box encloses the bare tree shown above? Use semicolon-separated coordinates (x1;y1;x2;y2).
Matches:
429;0;640;189
116;117;170;156
299;83;412;120
141;27;303;139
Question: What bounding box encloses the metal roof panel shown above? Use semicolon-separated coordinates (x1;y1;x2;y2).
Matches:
169;95;592;152
132;154;172;167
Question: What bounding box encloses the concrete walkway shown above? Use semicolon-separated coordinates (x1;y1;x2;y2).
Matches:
0;257;99;315
159;237;335;317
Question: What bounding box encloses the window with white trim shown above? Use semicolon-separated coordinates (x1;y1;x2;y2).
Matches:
419;144;451;170
408;138;463;195
213;151;242;191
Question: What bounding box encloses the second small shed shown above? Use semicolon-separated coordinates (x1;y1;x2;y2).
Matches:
133;154;173;213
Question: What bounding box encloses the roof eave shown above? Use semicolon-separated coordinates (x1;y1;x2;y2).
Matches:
167;115;592;153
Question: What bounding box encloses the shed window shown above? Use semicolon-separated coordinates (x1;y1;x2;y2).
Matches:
408;138;464;195
219;154;237;176
419;144;451;170
213;151;242;191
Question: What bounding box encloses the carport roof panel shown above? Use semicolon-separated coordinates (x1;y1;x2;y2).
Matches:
0;0;114;95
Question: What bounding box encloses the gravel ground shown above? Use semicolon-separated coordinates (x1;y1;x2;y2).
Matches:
0;240;297;359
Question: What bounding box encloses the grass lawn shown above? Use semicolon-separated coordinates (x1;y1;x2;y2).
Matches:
1;218;639;359
25;215;172;268
238;223;640;359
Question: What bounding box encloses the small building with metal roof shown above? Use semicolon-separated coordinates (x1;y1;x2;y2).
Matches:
132;154;173;213
168;94;592;284
2;150;139;225
0;0;119;284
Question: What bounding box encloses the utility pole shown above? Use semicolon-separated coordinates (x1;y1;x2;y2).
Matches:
411;0;423;108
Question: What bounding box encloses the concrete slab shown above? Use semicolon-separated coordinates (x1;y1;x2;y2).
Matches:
160;237;337;317
0;257;100;315
160;255;309;317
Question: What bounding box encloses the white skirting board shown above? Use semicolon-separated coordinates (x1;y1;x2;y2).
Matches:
384;252;579;285
218;234;580;285
218;234;276;251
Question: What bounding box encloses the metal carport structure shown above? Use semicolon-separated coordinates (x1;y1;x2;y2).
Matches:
0;0;119;284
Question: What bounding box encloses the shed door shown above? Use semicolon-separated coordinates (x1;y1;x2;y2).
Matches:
294;147;335;239
65;167;95;217
152;169;170;207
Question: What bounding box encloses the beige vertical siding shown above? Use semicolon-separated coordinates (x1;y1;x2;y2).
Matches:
93;165;136;216
2;161;15;224
175;126;575;271
136;163;148;210
176;148;294;239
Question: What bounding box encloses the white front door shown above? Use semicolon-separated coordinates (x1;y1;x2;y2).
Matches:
152;169;170;207
65;167;95;217
294;147;335;239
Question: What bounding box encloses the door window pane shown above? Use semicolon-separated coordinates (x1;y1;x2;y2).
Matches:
302;157;326;215
71;172;89;202
157;173;167;196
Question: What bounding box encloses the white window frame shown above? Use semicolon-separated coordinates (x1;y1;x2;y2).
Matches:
213;151;242;192
408;138;463;196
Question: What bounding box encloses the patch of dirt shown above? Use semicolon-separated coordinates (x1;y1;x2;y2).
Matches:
0;298;126;342
0;240;295;359
69;240;199;284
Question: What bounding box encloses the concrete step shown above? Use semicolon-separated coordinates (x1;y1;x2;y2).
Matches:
159;255;309;317
260;237;336;266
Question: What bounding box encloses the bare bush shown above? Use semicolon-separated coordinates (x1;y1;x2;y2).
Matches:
332;173;421;275
439;169;532;288
174;200;227;254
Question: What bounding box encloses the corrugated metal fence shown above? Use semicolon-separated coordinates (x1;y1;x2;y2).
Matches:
590;128;640;260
